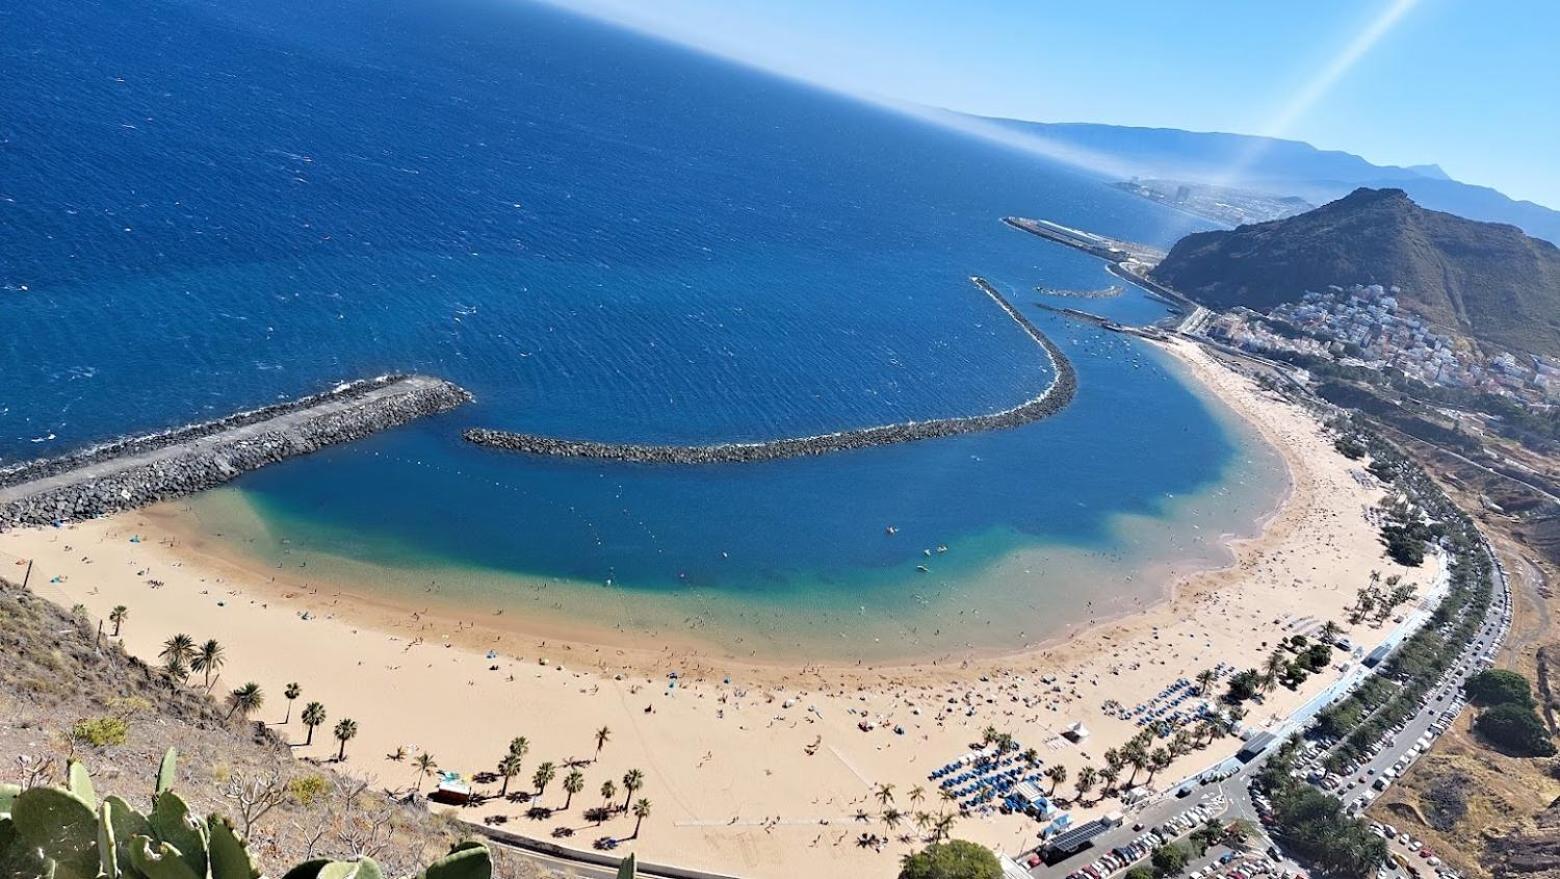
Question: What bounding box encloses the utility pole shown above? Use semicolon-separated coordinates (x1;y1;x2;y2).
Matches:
21;559;32;590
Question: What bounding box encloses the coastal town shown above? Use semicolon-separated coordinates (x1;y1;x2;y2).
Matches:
1205;284;1560;405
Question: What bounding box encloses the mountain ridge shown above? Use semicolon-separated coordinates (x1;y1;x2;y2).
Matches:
1149;187;1560;360
972;116;1560;244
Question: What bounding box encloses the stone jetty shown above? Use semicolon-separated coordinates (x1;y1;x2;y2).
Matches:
0;375;471;529
464;277;1076;465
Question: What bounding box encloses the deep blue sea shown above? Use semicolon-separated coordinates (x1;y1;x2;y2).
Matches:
1;0;1281;657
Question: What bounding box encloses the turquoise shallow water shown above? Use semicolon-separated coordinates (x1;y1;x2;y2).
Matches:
2;0;1282;658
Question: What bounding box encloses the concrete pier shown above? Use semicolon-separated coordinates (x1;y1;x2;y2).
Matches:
0;375;471;529
464;277;1076;465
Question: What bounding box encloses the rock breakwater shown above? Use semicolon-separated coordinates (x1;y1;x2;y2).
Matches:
465;277;1076;465
0;375;471;530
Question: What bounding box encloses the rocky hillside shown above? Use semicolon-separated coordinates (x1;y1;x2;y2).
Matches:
0;576;542;878
1150;188;1560;360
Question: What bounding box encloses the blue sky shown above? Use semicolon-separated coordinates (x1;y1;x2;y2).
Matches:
556;0;1560;209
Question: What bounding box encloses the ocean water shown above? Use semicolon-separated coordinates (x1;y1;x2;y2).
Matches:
1;0;1283;659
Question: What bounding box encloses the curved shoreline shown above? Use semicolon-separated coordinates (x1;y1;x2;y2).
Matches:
465;276;1076;464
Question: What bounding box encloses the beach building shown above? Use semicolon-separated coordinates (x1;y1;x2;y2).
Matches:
1236;730;1278;763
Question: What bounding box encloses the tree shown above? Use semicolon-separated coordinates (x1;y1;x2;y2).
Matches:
193;639;226;689
1044;764;1067;795
1074;766;1097;804
226;682;264;721
1226;669;1261;702
909;785;926;808
882;807;903;834
386;746;407;764
160;633;196;679
413;752;438;792
1098;765;1120;793
301;701;326;745
931;814;956;844
594;726;611;761
333;718;358;761
1125;868;1156;879
1195;668;1216;696
876;782;896;807
1465;669;1535;708
563;769;585;809
600;780;617;809
621;768;644;810
533;761;557;799
897;840;1001;879
1475;703;1556;757
109;605;128;636
282;682;302;723
508;736;530;761
1146;748;1172;786
497;753;522;796
1151;842;1190;877
1320;620;1343;644
631;798;652;838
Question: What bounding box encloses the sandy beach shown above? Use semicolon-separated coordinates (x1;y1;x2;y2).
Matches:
0;339;1440;878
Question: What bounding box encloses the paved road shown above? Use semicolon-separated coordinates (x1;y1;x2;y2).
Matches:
1023;542;1510;879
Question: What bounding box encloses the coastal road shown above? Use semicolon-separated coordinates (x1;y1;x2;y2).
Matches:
1024;541;1509;879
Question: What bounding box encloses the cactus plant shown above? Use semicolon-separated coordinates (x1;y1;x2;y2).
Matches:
0;753;491;879
69;762;99;809
155;750;178;797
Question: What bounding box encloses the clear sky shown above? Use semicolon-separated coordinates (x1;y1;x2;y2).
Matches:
555;0;1560;208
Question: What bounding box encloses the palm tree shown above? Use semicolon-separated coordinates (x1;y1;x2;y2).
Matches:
908;785;926;809
533;761;557;801
225;682;263;721
563;769;585;809
192;639;225;689
386;746;408;764
282;682;302;723
413;752;438;792
333;718;358;761
109;605;128;637
594;726;612;762
1146;748;1172;785
913;811;933;837
1099;764;1120;794
881;807;903;834
1196;667;1216;696
301;702;326;745
497;753;523;797
621;768;644;811
507;736;530;762
1124;743;1149;786
932;813;955;844
874;782;896;808
631;798;651;838
1044;764;1067;796
160;634;196;679
1321;619;1343;643
1074;766;1097;804
600;780;617;810
1264;651;1288;689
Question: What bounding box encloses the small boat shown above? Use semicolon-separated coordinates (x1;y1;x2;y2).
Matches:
885;526;898;535
916;564;930;573
936;545;949;554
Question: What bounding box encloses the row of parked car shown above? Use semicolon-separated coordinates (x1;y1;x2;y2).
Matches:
1056;798;1226;879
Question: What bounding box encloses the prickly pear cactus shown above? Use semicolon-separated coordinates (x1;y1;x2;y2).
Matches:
128;835;200;879
154;750;178;797
67;763;97;810
206;815;259;879
318;857;385;879
11;786;100;879
420;843;492;879
147;792;207;879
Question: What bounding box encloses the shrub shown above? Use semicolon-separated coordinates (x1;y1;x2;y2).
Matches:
898;840;1001;879
288;773;330;806
1125;868;1156;879
1464;669;1534;708
1475;703;1556;757
70;715;128;747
